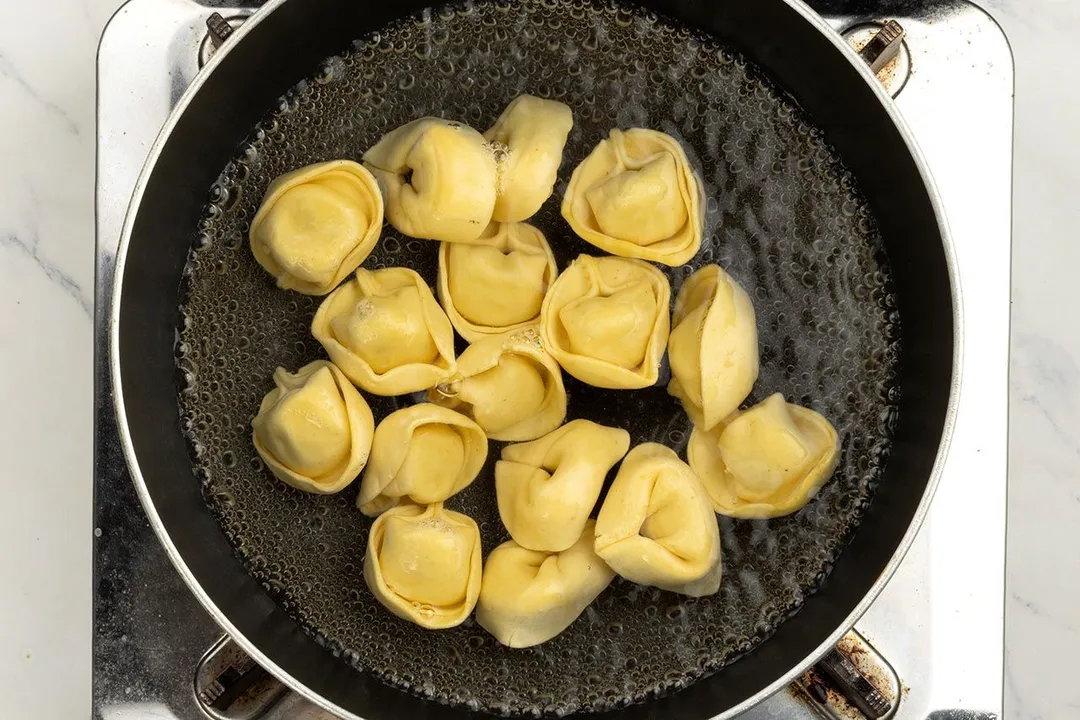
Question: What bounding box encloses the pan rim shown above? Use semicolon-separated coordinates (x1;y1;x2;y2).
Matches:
107;0;964;717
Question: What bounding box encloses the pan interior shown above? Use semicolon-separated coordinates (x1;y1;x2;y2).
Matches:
176;1;901;714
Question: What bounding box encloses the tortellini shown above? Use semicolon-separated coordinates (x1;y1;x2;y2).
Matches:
363;118;497;243
429;329;567;442
496;420;629;552
437;222;557;342
357;403;488;517
540;255;671;389
251;360;374;494
364;502;482;629
562;128;704;266
476;520;615;648
484;95;574;223
668;265;759;430
249;160;383;295
594;443;722;597
311;267;456;396
687;393;840;519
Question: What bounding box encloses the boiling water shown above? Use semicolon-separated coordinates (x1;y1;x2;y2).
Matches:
177;0;901;714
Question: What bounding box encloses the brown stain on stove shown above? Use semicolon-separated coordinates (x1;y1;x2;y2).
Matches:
849;35;905;89
791;665;866;720
836;632;898;706
846;31;907;91
788;632;899;719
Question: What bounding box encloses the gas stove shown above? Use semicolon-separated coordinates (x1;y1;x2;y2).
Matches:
93;1;1012;718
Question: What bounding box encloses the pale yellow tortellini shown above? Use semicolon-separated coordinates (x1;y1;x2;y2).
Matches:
561;128;704;266
428;329;567;442
687;393;840;519
668;265;759;430
363;118;497;243
476;520;615;648
540;255;671;389
249;160;383;295
594;443;722;597
311;267;456;396
484;95;574;223
364;502;483;629
437;222;557;342
496;420;630;552
251;360;374;494
357;403;488;517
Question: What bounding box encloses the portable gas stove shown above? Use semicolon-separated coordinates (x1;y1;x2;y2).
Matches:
93;1;1012;717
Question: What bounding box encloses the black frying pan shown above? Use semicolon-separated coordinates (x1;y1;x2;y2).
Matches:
111;0;957;718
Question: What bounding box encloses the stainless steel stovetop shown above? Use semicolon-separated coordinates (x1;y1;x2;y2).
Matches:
94;1;1012;718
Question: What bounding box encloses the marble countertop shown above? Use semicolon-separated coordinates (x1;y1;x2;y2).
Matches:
0;0;1076;718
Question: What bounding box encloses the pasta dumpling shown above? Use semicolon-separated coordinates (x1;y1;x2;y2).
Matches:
437;222;557;342
363;118;497;243
357;403;488;517
484;95;574;223
496;420;630;552
476;520;615;648
540;255;670;389
429;329;566;442
668;265;759;430
251;360;374;494
562;129;704;266
364;503;482;629
687;393;840;519
249;160;383;295
311;267;456;396
594;443;722;597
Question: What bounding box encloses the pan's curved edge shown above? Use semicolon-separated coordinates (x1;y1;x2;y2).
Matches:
107;1;964;719
718;1;964;717
107;2;360;719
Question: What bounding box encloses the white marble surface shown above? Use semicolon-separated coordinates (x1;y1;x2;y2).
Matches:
0;0;1077;718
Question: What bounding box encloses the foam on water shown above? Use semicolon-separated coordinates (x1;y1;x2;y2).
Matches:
177;0;901;714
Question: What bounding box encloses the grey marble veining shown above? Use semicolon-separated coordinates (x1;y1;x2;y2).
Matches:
1;0;1078;718
978;3;1080;720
